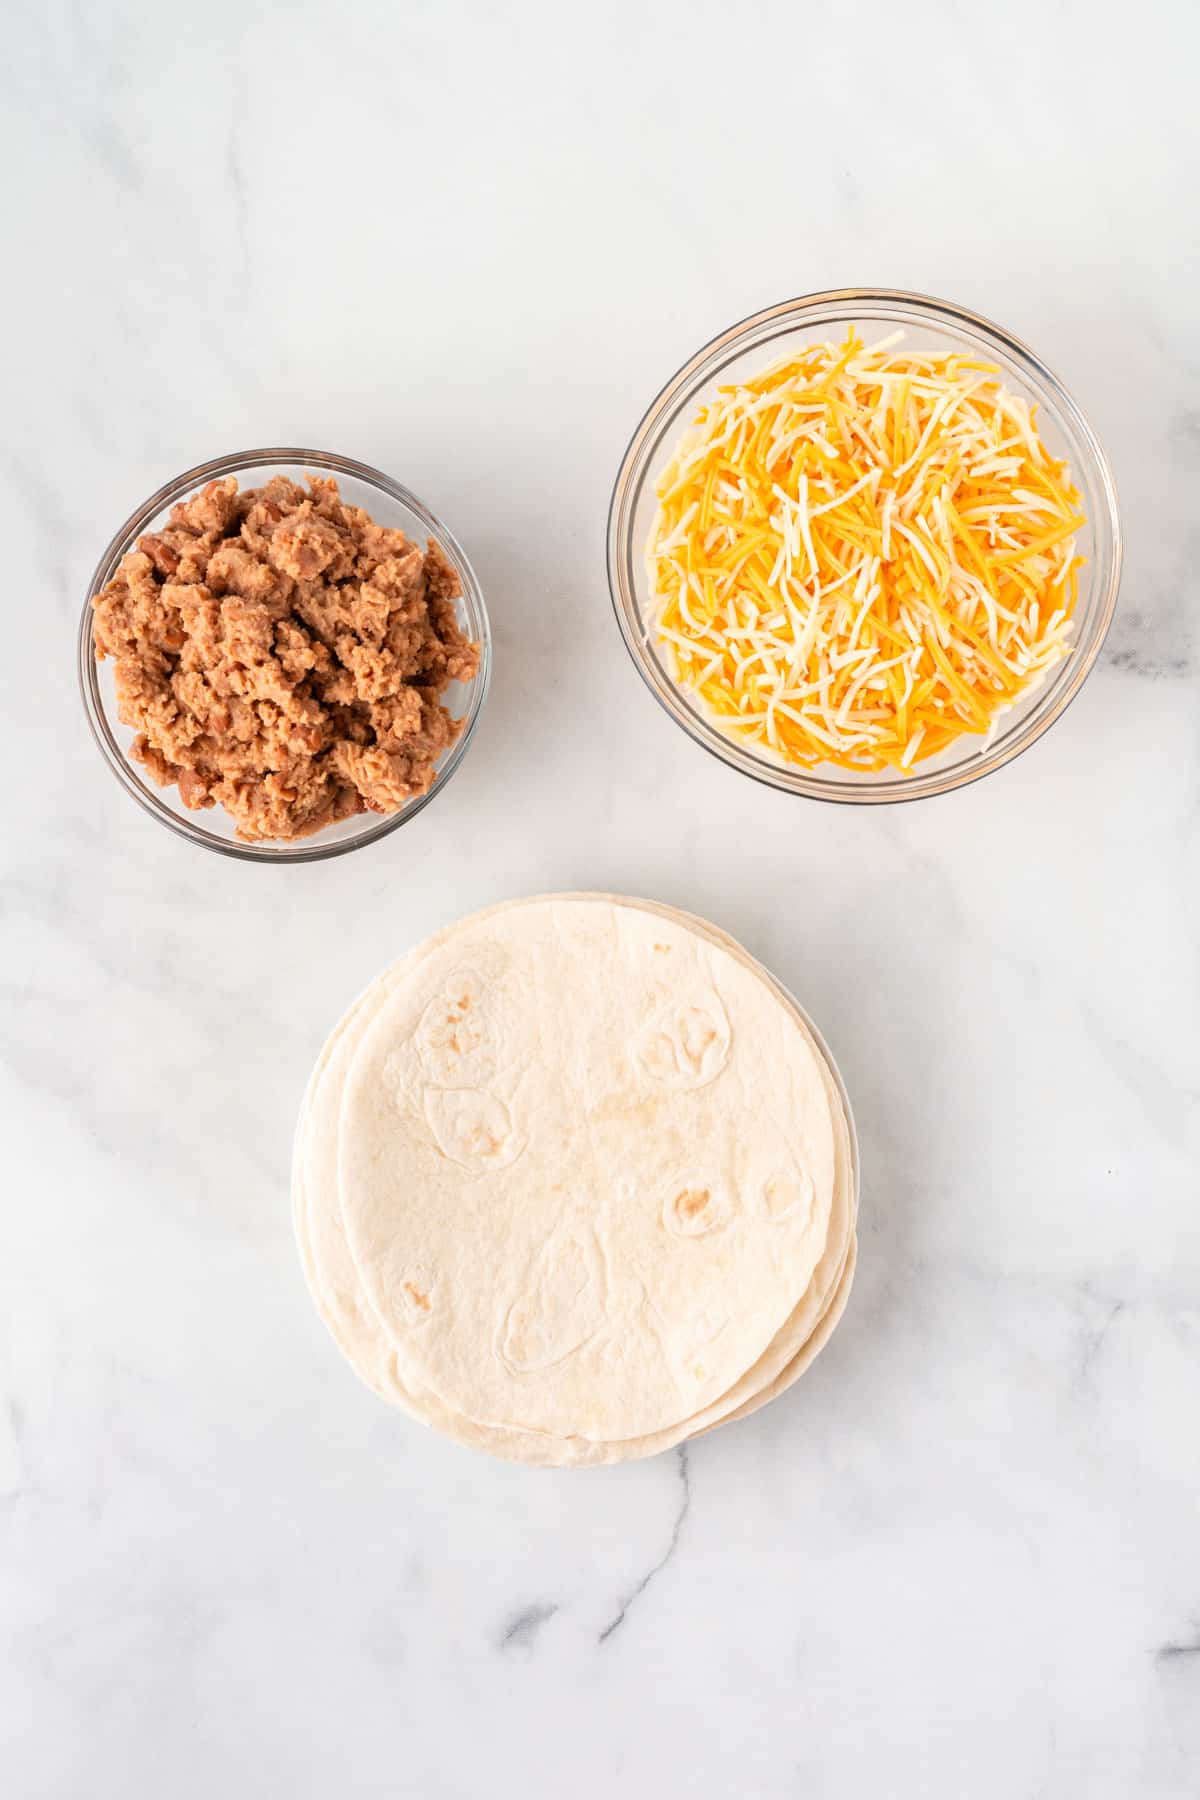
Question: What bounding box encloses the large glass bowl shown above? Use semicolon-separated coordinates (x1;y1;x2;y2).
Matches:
607;290;1122;804
79;448;491;862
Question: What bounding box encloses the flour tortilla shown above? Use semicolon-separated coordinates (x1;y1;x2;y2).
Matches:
336;898;837;1441
294;897;857;1464
293;947;855;1464
313;896;847;1448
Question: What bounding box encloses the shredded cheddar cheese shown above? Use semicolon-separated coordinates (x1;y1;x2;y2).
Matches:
647;330;1086;773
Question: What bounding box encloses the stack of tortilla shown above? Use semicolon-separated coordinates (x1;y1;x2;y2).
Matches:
292;894;857;1466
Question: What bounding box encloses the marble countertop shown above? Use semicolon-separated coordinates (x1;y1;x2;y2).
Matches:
5;1;1199;1794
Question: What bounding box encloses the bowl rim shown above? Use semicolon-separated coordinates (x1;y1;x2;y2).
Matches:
78;446;492;864
606;287;1123;805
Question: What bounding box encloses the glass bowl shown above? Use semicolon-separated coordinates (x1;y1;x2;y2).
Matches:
79;448;491;862
607;289;1122;804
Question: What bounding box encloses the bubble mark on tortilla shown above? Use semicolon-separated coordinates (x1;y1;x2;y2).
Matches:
632;994;731;1089
498;1214;608;1375
763;1164;816;1226
415;968;498;1088
662;1177;732;1239
423;1087;525;1171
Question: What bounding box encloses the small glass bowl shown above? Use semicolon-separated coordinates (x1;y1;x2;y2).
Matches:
607;289;1122;804
79;448;491;862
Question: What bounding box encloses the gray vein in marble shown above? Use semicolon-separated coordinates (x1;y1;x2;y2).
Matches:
498;1602;559;1653
1104;625;1193;679
1102;524;1200;680
598;1444;689;1645
1074;1295;1125;1389
1155;1625;1200;1665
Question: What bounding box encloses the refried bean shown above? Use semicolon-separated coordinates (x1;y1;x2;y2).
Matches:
91;474;480;842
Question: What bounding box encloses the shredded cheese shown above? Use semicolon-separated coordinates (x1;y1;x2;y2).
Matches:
647;331;1086;773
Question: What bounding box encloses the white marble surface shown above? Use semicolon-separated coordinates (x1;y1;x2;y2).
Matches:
4;1;1199;1793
